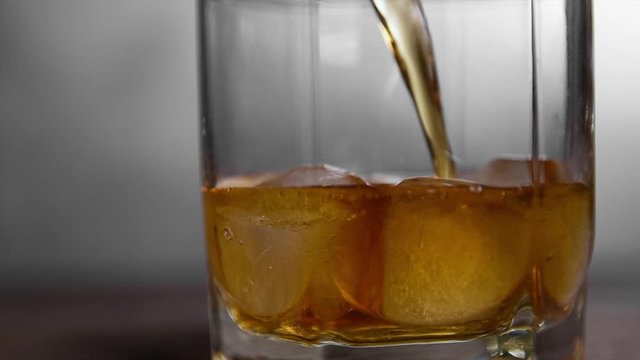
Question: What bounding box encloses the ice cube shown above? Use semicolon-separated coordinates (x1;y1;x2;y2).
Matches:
366;173;405;185
378;179;530;326
259;164;368;188
205;189;312;318
473;159;563;187
261;165;379;320
205;165;374;322
216;172;279;188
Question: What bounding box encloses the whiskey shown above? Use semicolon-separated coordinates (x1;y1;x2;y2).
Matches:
203;162;592;345
371;0;456;178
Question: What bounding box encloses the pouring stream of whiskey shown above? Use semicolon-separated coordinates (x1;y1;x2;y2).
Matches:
371;0;456;178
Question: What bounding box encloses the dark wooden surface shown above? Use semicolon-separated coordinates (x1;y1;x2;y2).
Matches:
1;285;638;360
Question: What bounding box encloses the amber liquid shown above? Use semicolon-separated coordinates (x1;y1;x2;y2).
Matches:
371;0;456;178
204;163;592;345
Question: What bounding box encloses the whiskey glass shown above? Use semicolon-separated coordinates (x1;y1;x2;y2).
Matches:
199;0;594;359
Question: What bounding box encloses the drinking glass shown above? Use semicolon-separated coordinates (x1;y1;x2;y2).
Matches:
198;0;593;359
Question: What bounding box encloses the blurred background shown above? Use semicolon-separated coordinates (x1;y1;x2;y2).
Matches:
0;0;638;359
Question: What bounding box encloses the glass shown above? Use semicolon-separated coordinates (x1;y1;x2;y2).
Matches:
198;0;594;359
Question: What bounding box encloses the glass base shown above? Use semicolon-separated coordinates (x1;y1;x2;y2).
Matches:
211;291;586;360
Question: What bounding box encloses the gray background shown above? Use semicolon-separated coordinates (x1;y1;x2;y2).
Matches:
0;0;638;292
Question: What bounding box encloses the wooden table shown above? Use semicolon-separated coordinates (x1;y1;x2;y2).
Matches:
1;285;637;359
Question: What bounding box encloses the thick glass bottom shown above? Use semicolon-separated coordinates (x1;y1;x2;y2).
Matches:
210;289;586;360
